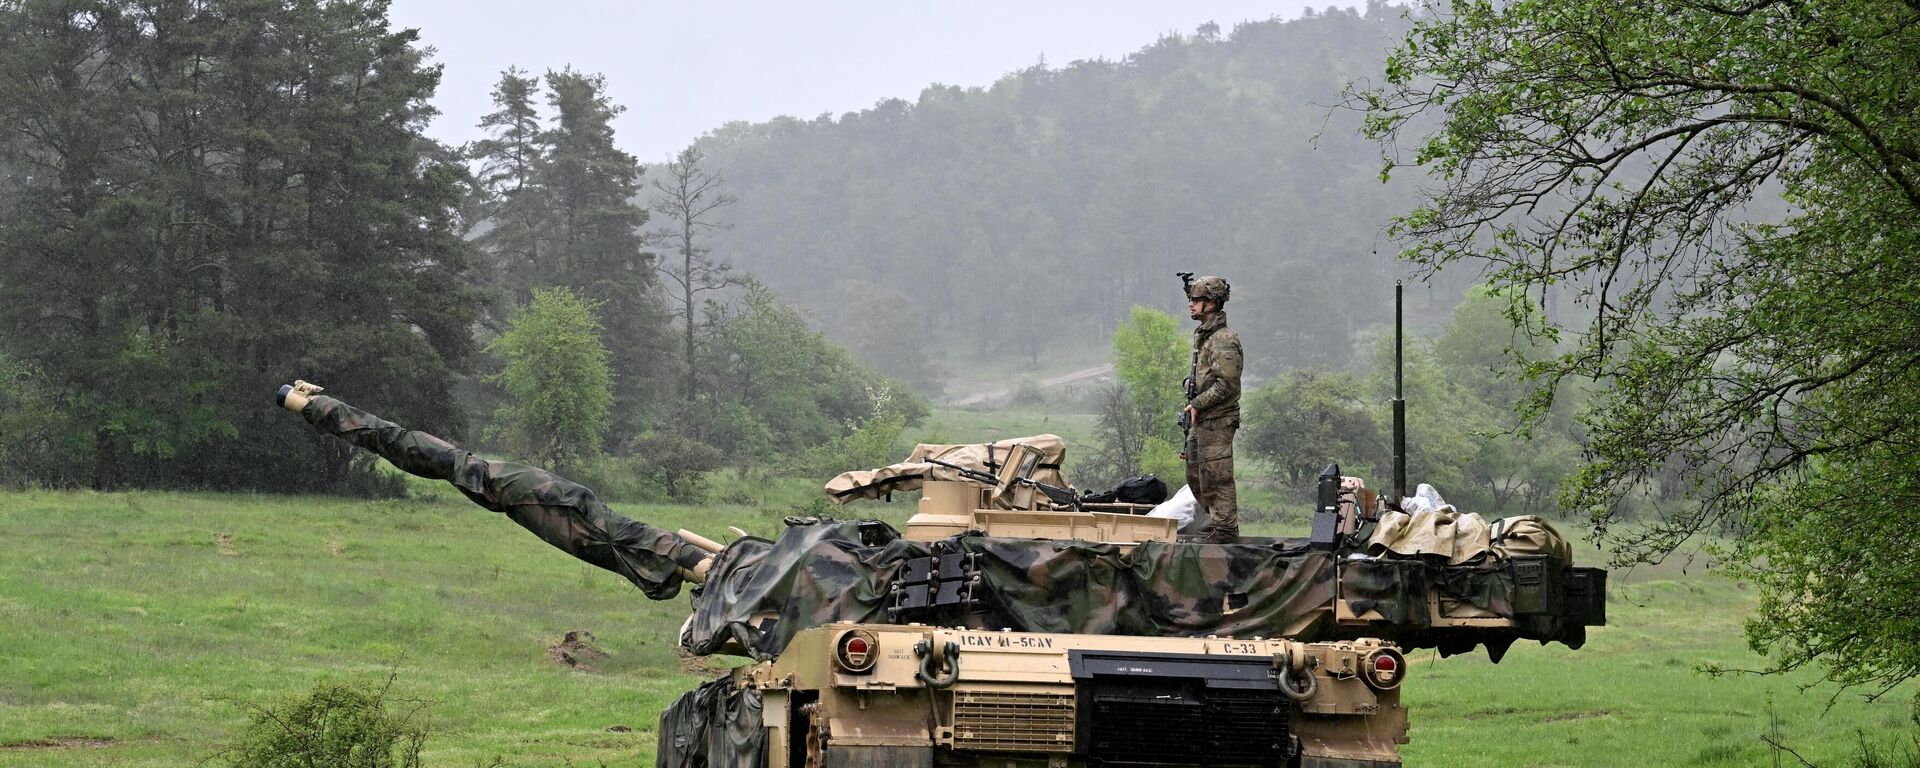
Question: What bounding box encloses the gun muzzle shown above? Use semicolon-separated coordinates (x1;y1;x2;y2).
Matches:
675;528;726;584
677;528;727;554
679;556;714;584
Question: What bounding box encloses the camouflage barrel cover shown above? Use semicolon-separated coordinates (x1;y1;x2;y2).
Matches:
297;395;711;599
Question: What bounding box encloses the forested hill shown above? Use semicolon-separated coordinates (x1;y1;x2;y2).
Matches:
695;5;1460;387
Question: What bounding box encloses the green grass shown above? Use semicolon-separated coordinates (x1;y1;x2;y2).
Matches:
1399;558;1918;767
2;479;1914;766
0;489;745;767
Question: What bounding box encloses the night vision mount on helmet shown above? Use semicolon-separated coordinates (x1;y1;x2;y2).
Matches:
1186;274;1231;304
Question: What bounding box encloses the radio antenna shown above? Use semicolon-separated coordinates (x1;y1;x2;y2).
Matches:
1391;282;1407;509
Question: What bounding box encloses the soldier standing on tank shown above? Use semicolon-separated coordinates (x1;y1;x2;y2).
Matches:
1182;276;1242;544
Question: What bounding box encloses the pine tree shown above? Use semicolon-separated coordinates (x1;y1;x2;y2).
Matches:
536;67;675;437
0;0;478;492
470;67;551;311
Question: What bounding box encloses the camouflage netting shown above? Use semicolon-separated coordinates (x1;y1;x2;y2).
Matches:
656;676;764;768
682;519;1340;659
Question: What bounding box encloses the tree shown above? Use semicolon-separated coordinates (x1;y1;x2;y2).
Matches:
1243;370;1381;488
648;145;742;404
1080;382;1156;489
824;279;946;397
693;279;928;460
487;288;613;472
538;67;676;435
470;67;551;311
1112;306;1188;447
0;0;477;493
1362;0;1920;692
1086;307;1189;485
1430;287;1585;515
688;9;1433;377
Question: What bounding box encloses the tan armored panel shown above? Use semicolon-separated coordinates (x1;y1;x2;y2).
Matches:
746;624;1410;767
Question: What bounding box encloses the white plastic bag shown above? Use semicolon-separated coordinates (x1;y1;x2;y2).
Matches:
1398;482;1454;516
1147;483;1197;529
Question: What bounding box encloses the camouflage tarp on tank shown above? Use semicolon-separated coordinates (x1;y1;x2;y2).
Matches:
683;518;1341;659
683;519;923;658
656;676;765;768
682;519;1594;661
295;395;711;599
1338;555;1588;661
1367;507;1573;565
970;538;1338;638
824;434;1070;504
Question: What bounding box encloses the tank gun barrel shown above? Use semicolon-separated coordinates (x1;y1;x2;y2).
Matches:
674;529;724;583
677;528;726;554
276;384;716;600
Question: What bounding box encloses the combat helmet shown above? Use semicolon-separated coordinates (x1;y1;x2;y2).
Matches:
1187;275;1230;304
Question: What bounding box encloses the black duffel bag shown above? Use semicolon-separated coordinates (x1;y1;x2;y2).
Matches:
1081;474;1170;506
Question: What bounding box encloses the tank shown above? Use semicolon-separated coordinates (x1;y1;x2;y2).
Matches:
661;438;1604;768
273;382;1604;768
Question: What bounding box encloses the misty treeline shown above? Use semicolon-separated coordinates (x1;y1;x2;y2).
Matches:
1080;290;1585;518
0;0;921;496
695;3;1469;384
461;65;927;500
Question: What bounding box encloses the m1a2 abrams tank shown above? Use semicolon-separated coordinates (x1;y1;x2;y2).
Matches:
657;432;1602;768
273;382;1414;766
274;382;1601;767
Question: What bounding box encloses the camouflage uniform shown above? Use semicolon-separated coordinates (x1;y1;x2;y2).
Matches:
294;394;711;599
1187;308;1243;542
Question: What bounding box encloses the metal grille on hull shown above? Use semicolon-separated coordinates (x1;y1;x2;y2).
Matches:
951;691;1075;753
1086;686;1289;765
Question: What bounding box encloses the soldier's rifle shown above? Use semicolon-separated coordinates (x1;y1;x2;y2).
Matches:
1176;271;1199;461
923;457;1084;511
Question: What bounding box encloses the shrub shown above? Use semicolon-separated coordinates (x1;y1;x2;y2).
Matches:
216;678;426;768
574;433;725;504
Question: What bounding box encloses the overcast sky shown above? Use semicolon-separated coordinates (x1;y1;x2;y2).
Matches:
388;1;1349;162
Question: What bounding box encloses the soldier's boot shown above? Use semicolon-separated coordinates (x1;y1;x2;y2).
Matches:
1203;525;1240;545
276;380;326;413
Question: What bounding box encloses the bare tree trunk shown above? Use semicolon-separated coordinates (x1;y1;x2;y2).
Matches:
649;146;739;407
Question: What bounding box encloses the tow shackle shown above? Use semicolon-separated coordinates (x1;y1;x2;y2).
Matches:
1273;644;1318;702
913;639;960;689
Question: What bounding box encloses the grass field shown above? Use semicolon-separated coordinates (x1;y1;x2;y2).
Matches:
2;477;1915;765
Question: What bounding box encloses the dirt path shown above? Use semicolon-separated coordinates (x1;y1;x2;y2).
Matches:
948;363;1114;407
